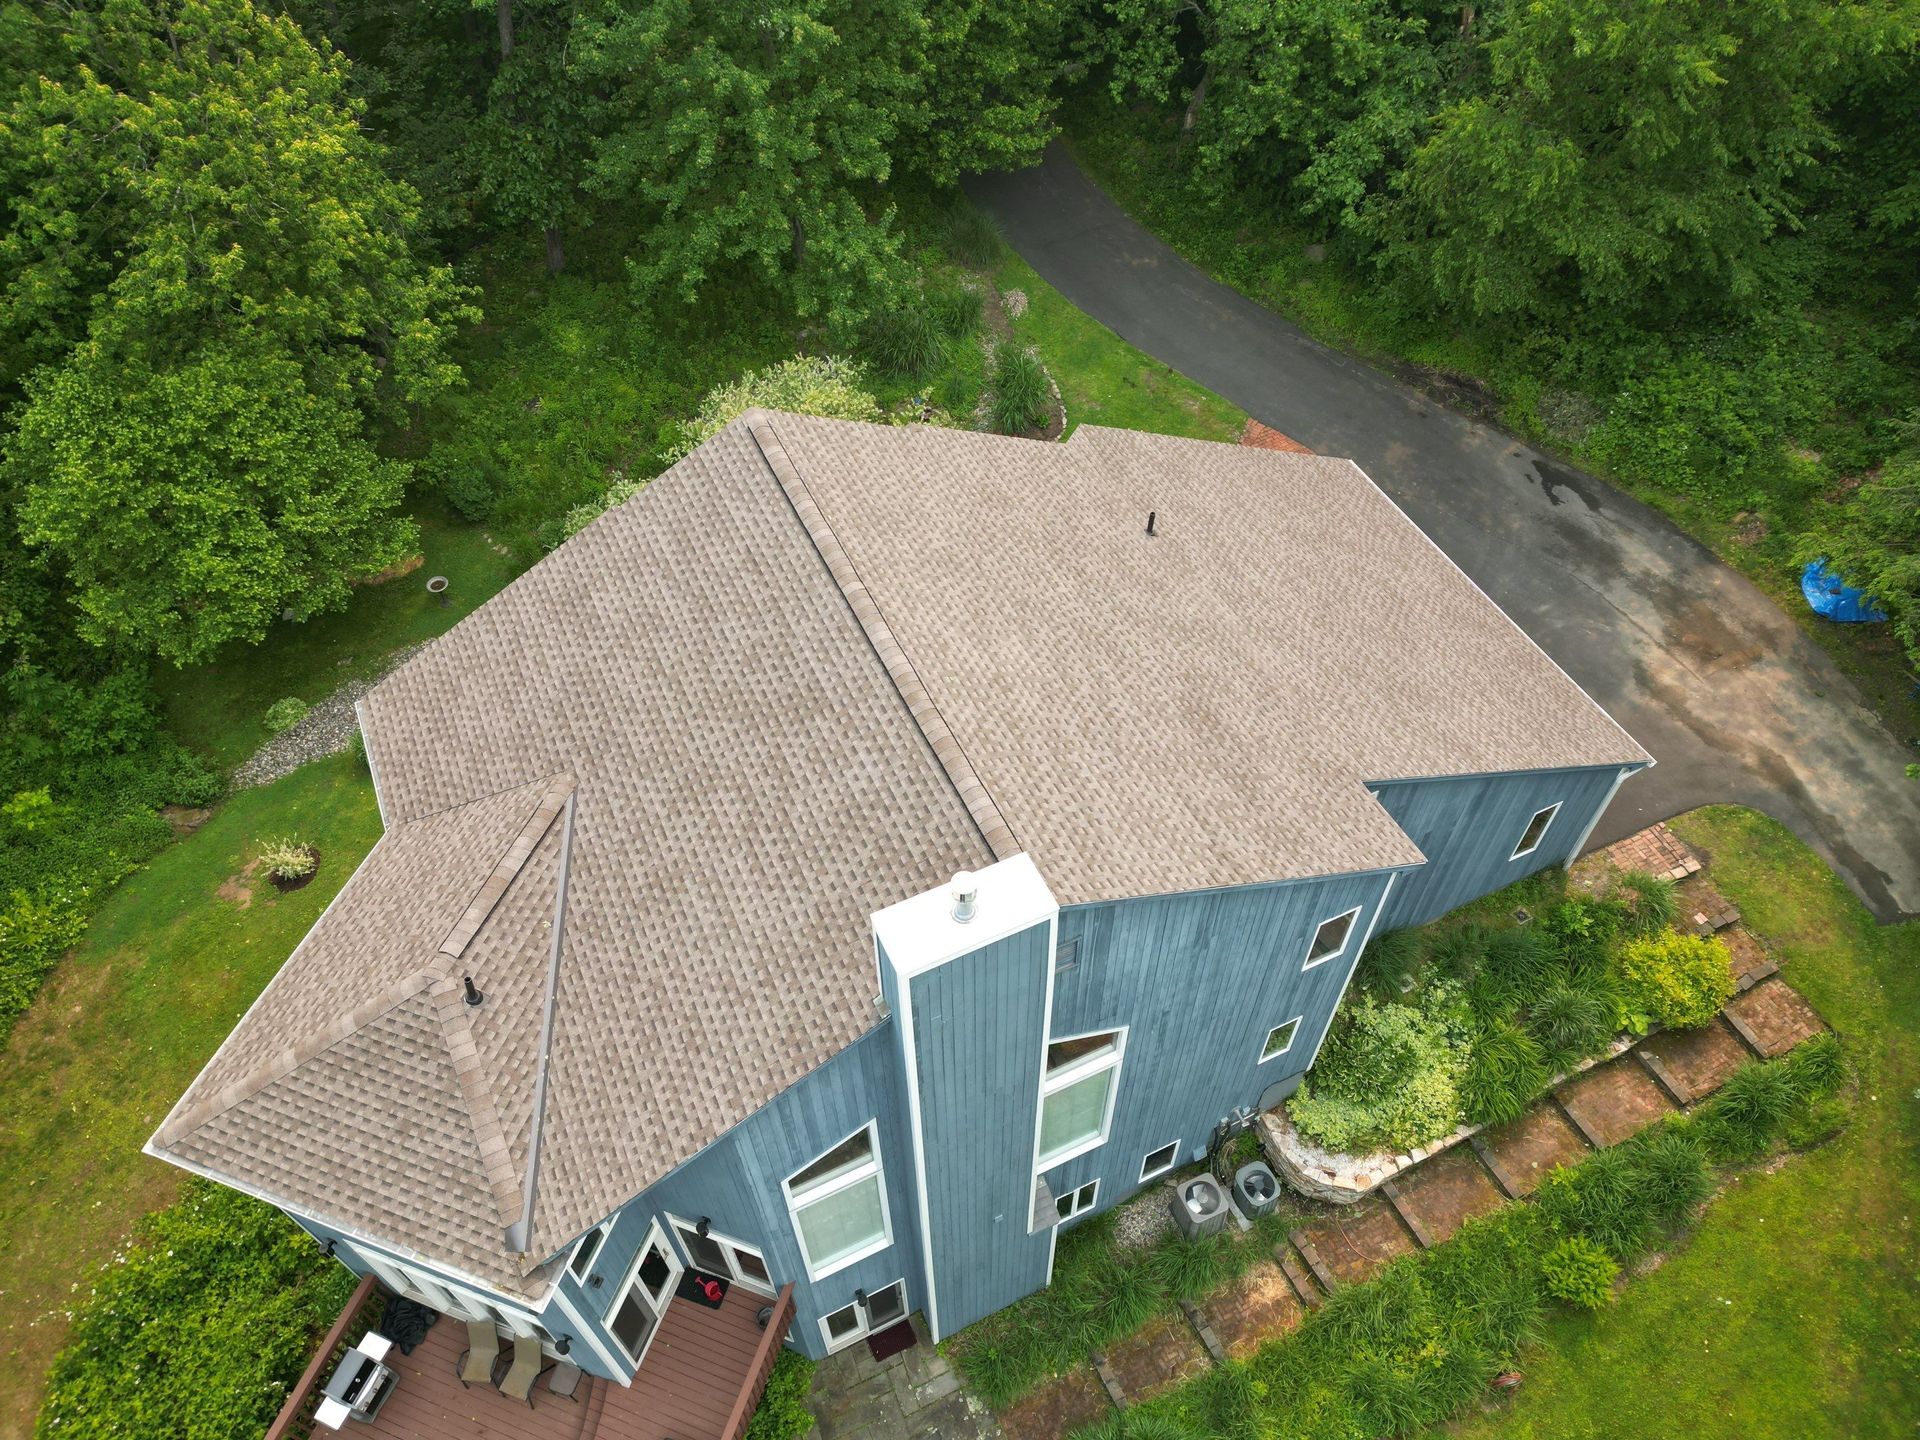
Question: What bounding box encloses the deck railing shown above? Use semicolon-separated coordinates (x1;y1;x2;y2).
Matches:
719;1283;797;1440
264;1273;382;1440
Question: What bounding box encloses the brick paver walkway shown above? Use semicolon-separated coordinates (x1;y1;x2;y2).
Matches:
1239;418;1315;453
1473;1102;1588;1197
807;1321;1000;1439
1725;977;1828;1057
1385;1145;1507;1246
1555;1056;1678;1148
1189;1263;1305;1361
1099;1312;1211;1404
1639;1019;1749;1104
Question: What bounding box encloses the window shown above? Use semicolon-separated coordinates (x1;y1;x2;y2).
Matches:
784;1123;892;1280
568;1222;608;1280
1304;907;1361;969
1036;1029;1125;1168
668;1215;775;1297
1054;1180;1098;1222
1511;803;1562;860
606;1222;681;1366
817;1278;907;1352
1140;1142;1180;1181
1260;1018;1303;1062
1054;937;1080;973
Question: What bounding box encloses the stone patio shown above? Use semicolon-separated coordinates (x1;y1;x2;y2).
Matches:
1188;1262;1305;1360
1638;1018;1750;1104
1384;1145;1507;1245
1555;1056;1676;1148
1291;1197;1418;1290
997;1368;1111;1440
1472;1102;1589;1197
1098;1312;1212;1404
807;1319;1000;1440
1724;977;1828;1057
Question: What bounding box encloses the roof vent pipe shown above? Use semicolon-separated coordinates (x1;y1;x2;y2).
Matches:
950;872;978;924
1146;510;1157;537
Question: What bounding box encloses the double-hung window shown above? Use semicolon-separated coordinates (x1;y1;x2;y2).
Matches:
784;1123;892;1281
1036;1030;1124;1168
1510;803;1562;860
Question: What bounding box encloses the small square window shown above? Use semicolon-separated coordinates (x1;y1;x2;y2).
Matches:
1511;803;1561;860
1054;1180;1098;1222
1305;908;1360;968
1260;1018;1302;1061
1140;1142;1179;1181
1054;936;1080;972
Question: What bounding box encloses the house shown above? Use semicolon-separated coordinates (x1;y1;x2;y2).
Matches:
148;413;1650;1402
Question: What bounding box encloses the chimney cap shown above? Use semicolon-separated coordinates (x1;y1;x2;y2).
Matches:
950;871;979;923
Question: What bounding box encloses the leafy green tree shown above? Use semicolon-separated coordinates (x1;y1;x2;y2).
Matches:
578;0;924;328
1373;0;1859;319
1809;419;1920;668
914;0;1069;182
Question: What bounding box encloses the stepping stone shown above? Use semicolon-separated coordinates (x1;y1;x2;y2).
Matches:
1721;926;1779;991
1638;1019;1750;1104
1477;1102;1589;1197
1289;1197;1418;1289
997;1367;1113;1440
1556;1056;1677;1147
1100;1312;1213;1404
1190;1263;1305;1361
1724;978;1827;1057
1385;1146;1507;1246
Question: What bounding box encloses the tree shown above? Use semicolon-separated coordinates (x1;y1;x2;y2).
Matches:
914;0;1069;183
1371;0;1858;320
1809;418;1920;670
578;0;925;329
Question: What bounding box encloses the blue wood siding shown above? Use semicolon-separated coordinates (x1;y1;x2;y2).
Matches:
892;921;1055;1338
1372;765;1631;931
1038;868;1399;1224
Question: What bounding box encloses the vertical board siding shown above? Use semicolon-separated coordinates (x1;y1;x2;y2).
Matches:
1039;868;1397;1226
1372;766;1626;931
904;920;1055;1335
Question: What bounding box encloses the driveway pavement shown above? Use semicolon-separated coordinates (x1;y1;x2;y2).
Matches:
969;144;1920;921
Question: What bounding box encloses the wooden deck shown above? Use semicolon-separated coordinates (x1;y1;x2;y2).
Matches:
278;1282;793;1440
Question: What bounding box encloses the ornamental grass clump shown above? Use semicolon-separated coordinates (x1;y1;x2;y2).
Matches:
1615;869;1679;935
866;303;947;378
1355;927;1423;997
1460;1022;1549;1128
1613;930;1736;1030
1526;980;1614;1069
988;345;1051;434
940;201;1006;267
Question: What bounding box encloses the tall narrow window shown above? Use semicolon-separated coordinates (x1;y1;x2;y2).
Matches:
1304;907;1361;969
1511;803;1562;860
1037;1030;1125;1168
784;1123;891;1280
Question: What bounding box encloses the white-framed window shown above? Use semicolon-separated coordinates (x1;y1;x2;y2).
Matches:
817;1277;907;1352
1035;1029;1126;1169
1303;907;1361;969
1054;1180;1098;1223
783;1122;893;1281
1140;1141;1180;1181
567;1220;610;1280
1510;802;1562;860
1259;1017;1304;1062
606;1219;682;1366
666;1213;776;1297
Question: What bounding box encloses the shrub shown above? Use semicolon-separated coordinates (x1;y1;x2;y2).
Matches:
1613;931;1736;1030
1355;927;1422;996
664;356;883;464
39;1180;357;1440
1537;895;1626;970
258;837;316;882
1288;990;1470;1152
1614;870;1678;935
989;346;1051;434
940;202;1006;267
262;698;309;734
0;877;92;1035
1527;980;1614;1068
743;1349;816;1440
1460;1023;1549;1128
866;303;947;378
1540;1235;1617;1309
1428;921;1492;982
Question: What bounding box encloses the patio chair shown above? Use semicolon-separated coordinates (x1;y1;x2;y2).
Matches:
495;1333;543;1405
456;1320;499;1388
545;1359;584;1402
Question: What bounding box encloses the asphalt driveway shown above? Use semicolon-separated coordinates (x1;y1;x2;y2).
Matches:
969;143;1920;921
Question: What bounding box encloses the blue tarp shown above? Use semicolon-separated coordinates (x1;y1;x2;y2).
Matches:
1801;560;1888;623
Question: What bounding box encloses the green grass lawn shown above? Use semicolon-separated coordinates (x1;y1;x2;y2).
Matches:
0;757;381;1440
1445;806;1920;1440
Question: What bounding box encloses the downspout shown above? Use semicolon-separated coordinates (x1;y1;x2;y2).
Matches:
505;792;577;1255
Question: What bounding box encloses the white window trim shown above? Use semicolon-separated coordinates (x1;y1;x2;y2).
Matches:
664;1212;777;1298
567;1220;611;1280
605;1218;682;1367
783;1122;894;1282
1302;906;1363;971
1258;1016;1306;1063
817;1275;907;1353
1034;1027;1128;1171
1510;801;1563;861
1139;1141;1181;1182
1055;1179;1099;1225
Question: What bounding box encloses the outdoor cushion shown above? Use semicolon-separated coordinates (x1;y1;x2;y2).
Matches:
457;1321;498;1386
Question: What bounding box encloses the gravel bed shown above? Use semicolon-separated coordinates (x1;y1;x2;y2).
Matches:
1112;1178;1177;1250
231;643;427;789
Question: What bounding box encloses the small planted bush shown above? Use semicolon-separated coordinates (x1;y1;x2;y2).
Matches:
988;346;1051;434
1613;930;1736;1030
262;697;309;734
1540;1235;1618;1309
743;1349;816;1440
1460;1023;1549;1128
1288;990;1471;1152
1538;895;1627;970
258;837;316;882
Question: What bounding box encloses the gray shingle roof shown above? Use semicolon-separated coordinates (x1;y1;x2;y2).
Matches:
151;413;1646;1294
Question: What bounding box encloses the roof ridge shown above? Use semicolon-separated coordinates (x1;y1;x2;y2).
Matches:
439;771;576;958
743;411;1020;861
426;973;528;1234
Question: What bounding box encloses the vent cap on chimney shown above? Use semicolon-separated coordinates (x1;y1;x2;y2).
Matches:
950;872;979;924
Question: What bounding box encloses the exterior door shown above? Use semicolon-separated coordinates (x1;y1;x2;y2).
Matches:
606;1220;683;1369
